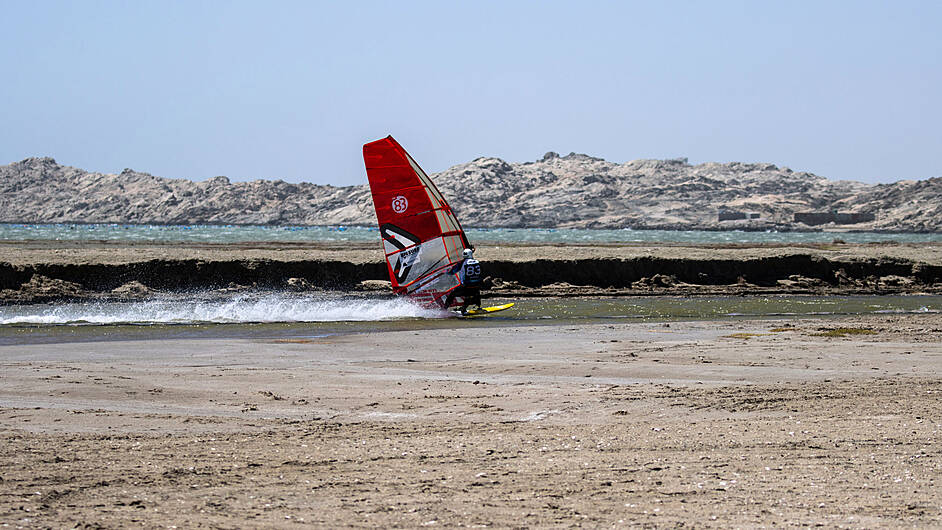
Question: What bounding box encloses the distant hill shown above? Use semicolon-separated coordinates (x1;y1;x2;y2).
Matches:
1;154;939;232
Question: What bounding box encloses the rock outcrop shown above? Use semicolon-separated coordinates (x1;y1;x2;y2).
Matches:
2;247;940;303
0;157;373;226
1;155;939;231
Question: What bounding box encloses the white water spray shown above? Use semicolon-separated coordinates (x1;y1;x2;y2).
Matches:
0;293;448;325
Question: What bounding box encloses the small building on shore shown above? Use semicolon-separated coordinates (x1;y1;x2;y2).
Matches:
718;211;761;222
794;212;875;226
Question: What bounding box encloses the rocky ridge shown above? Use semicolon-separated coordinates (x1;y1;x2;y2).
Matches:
1;154;939;231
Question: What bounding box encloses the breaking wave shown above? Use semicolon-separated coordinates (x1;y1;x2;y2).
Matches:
0;294;447;325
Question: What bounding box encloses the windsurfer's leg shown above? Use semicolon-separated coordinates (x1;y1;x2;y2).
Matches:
452;287;472;314
443;287;461;310
469;289;482;309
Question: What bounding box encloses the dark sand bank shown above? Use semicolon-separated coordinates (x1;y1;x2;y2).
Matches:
1;240;941;303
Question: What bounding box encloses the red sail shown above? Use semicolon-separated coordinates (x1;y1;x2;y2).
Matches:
363;136;472;307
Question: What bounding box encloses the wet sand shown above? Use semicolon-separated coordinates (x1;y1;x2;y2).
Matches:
1;313;941;527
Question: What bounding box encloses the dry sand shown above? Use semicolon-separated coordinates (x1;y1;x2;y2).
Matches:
4;239;942;267
1;313;941;527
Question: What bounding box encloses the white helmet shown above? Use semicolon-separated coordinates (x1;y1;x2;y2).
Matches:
462;248;473;259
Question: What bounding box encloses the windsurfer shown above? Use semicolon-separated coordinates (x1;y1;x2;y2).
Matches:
443;248;482;313
364;136;509;314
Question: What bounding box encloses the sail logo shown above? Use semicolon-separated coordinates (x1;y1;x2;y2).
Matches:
380;223;420;284
399;246;420;267
391;195;409;214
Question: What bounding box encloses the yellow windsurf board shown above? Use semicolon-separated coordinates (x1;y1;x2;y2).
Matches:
462;302;515;316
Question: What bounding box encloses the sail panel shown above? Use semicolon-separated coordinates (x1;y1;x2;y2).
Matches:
395;236;449;289
363;136;471;306
443;234;464;262
435;209;458;234
406;155;446;208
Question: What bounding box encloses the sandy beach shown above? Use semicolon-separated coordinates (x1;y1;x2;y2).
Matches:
5;1;940;527
1;312;940;527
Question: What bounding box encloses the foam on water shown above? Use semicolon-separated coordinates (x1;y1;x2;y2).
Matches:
4;294;941;329
0;294;447;325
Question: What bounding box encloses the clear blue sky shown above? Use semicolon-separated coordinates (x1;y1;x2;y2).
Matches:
1;1;939;185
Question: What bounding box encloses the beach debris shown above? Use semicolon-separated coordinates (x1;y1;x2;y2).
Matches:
520;409;560;422
632;274;676;289
778;275;826;288
488;277;522;291
541;281;582;291
285;277;316;291
18;275;86;297
111;281;152;297
355;279;391;291
722;332;769;340
215;282;251;293
877;275;915;288
811;327;877;338
258;390;285;401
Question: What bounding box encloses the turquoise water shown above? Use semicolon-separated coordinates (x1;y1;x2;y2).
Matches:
2;223;941;245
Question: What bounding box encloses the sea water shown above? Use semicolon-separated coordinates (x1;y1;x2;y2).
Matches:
2;223;941;245
2;293;939;346
3;224;940;345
